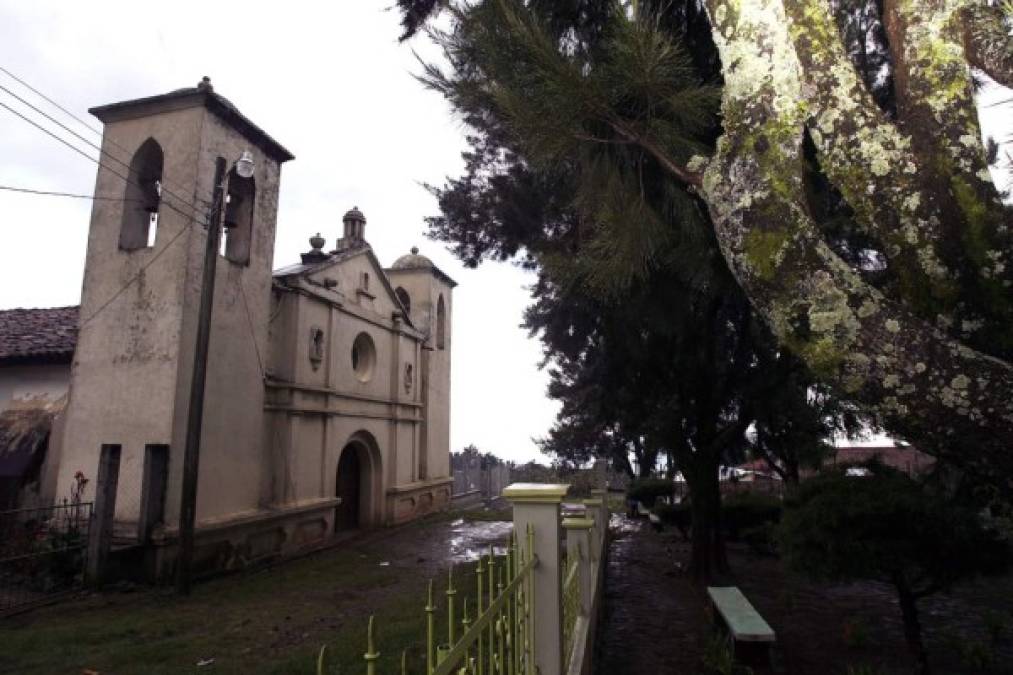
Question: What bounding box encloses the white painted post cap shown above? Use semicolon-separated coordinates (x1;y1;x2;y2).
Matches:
502;482;570;503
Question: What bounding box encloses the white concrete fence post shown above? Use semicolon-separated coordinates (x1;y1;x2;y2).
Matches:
503;482;570;675
589;489;609;544
582;498;603;562
562;512;594;617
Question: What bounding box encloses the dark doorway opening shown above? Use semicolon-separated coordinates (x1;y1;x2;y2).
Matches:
335;444;361;531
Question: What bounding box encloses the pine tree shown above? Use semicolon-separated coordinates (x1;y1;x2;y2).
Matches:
404;0;1013;484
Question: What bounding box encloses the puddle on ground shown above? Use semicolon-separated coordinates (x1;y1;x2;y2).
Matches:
610;512;642;536
447;520;514;563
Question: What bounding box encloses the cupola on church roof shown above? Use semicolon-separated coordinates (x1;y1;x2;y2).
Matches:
391;246;434;271
388;245;458;287
343;206;366;223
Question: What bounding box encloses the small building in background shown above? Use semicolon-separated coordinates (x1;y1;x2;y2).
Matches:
0;306;77;509
824;444;935;476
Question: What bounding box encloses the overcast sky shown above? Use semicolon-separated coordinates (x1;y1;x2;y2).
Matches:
0;2;559;464
1;3;1009;462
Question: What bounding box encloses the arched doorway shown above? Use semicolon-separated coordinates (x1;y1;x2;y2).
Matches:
335;444;362;530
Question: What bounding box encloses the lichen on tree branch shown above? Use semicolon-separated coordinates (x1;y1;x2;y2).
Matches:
701;0;1013;467
783;0;960;323
960;3;1013;89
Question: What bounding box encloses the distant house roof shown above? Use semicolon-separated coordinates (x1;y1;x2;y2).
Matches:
0;306;79;366
829;445;935;474
737;444;935;478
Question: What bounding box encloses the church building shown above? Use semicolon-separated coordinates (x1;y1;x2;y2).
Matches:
2;80;456;576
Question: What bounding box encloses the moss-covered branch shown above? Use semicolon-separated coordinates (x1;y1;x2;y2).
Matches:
882;0;1013;354
701;0;1013;468
783;0;960;323
960;3;1013;90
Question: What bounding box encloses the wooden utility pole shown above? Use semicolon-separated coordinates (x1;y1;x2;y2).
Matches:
86;444;121;587
176;158;228;595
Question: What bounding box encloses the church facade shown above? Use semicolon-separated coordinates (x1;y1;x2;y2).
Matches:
38;81;454;575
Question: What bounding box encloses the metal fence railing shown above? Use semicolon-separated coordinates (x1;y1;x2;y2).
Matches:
335;483;610;675
0;500;92;615
561;554;580;671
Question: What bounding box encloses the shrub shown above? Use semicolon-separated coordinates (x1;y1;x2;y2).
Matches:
627;477;675;508
845;666;890;675
954;640;995;671
842;617;870;649
778;463;1011;675
653;502;691;539
982;609;1009;646
740;523;778;556
701;633;753;675
722;493;782;540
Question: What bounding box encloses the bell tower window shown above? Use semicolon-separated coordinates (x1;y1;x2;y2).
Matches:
436;294;446;350
222;168;255;265
120;138;163;251
395;287;411;314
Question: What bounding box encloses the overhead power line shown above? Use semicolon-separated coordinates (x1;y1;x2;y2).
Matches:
0;83;203;218
0;99;202;224
0;65;103;137
0;75;213;330
0;66;208;209
0;184;144;201
80;221;193;327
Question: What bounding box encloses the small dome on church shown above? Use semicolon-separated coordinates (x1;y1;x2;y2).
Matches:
343;206;366;223
391;246;435;271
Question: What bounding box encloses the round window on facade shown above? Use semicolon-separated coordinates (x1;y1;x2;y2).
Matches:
351;332;376;382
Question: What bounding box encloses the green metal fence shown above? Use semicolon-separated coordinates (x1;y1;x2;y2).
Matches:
561;553;580;672
321;484;608;675
331;524;538;675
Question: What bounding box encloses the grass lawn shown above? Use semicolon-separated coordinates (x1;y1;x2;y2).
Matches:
0;511;505;675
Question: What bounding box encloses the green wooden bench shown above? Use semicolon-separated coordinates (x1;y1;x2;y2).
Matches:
707;586;775;664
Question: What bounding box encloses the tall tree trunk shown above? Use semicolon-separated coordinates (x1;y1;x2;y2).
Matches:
686;455;729;583
784;456;800;486
895;575;931;675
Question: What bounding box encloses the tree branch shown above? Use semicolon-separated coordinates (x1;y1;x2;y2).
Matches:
881;0;1013;348
783;0;960;321
960;3;1013;89
701;0;1013;471
609;119;705;189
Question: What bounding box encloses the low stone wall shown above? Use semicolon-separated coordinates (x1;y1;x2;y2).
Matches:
450;488;483;510
138;498;341;583
386;477;453;525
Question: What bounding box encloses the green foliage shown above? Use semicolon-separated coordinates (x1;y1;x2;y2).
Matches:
421;0;719;296
778;463;1010;592
701;632;753;675
779;462;1011;673
740;522;778;557
841;617;870;649
627;477;675;507
653;502;692;538
845;665;891;675
982;609;1010;646
953;639;996;672
722;493;782;541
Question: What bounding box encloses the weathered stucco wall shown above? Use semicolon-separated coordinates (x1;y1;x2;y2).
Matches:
48;86;454;575
54;101;283;528
0;364;69;413
264;247;454;527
